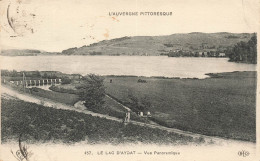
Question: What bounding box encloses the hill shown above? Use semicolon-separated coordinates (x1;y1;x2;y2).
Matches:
1;33;254;56
61;32;253;56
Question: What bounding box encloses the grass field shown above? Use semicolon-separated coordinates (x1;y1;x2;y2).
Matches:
104;72;256;142
30;87;79;105
1;98;200;145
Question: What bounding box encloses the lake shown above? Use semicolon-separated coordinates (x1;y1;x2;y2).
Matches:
0;56;256;79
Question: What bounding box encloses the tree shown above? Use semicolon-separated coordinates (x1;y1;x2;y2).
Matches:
127;92;150;112
227;34;257;64
128;92;139;110
43;73;48;78
61;76;72;84
141;96;151;110
77;74;105;109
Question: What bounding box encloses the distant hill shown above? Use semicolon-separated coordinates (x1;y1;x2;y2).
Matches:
1;33;254;56
0;49;59;56
1;49;41;56
61;32;254;56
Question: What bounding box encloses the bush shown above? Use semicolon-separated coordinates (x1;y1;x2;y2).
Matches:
61;77;72;84
49;85;78;94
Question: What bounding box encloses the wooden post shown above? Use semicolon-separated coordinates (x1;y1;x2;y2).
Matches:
127;111;130;122
22;72;26;92
124;111;130;123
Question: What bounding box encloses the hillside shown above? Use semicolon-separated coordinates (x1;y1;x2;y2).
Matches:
62;32;253;56
1;33;254;56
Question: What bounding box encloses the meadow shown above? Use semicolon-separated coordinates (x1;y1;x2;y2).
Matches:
104;72;256;142
1;98;199;145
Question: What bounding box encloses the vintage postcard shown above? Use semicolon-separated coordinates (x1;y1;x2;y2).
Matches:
0;0;259;160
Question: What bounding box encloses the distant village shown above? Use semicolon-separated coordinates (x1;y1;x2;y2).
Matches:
162;43;227;57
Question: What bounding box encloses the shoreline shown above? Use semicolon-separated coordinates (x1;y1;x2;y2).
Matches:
0;55;256;64
1;69;256;80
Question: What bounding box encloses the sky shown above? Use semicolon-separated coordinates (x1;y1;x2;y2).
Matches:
0;0;259;52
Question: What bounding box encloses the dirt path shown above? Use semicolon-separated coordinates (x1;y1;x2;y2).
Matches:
1;85;255;146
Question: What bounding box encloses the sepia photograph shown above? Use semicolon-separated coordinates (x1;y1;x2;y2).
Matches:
0;0;259;160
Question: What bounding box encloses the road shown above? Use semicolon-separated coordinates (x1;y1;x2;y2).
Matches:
1;85;255;146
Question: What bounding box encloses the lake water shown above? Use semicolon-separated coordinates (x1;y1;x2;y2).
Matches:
0;56;256;79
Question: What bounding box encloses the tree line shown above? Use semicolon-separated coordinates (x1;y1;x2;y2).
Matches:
227;34;257;64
